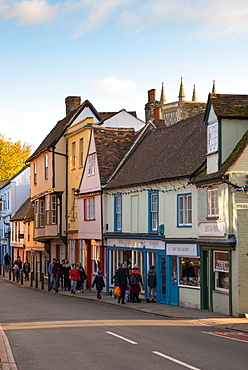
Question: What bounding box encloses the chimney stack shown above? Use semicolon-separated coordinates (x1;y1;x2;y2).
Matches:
65;96;81;116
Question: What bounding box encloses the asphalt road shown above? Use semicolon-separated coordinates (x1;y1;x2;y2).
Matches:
0;279;248;370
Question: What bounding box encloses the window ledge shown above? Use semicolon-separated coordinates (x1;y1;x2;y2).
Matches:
206;216;219;220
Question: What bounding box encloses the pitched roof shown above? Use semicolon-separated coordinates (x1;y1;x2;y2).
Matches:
0;166;29;188
192;129;248;184
27;100;101;162
93;126;137;185
98;110;137;121
11;198;32;221
205;93;248;120
105;112;207;189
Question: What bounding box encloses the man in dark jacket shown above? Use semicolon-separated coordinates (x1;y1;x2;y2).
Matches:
92;271;105;299
4;253;11;272
13;256;22;283
52;260;62;291
116;263;129;304
147;265;156;302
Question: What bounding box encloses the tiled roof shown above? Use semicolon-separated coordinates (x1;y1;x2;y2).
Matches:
93;126;137;185
192;129;248;184
27;100;101;162
207;93;248;119
11;198;32;221
98;111;137;121
105;112;207;188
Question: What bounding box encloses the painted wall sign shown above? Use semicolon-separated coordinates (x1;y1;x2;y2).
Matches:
166;244;197;256
198;221;226;237
108;239;164;250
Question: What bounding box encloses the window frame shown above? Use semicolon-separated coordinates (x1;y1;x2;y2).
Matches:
177;193;192;227
34;161;37;185
80;138;84;167
207;121;218;154
51;195;57;224
84;197;95;220
114;194;122;232
44;154;48;179
88;153;96;176
208;187;219;217
213;250;229;292
40;199;44;227
148;190;158;233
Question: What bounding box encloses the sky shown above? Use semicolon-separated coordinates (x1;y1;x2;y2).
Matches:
0;0;248;152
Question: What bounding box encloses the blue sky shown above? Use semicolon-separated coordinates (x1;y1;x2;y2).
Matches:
0;0;248;151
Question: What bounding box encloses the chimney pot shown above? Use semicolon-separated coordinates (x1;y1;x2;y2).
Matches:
148;89;156;102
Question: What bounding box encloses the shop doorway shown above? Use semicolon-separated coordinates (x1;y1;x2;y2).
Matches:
168;256;179;305
157;253;166;303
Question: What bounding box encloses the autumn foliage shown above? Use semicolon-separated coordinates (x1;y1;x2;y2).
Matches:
0;135;32;181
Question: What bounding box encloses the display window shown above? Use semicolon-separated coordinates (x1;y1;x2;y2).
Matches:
179;257;200;287
214;251;229;291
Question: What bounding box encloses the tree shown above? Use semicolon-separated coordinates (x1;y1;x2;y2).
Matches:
0;135;32;181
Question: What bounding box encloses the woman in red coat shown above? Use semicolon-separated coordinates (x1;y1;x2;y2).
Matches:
69;264;81;294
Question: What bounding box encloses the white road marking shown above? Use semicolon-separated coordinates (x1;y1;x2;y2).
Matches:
106;331;137;344
153;351;201;370
202;331;248;344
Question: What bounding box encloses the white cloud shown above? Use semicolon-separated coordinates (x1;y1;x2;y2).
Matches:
90;75;136;96
0;0;58;24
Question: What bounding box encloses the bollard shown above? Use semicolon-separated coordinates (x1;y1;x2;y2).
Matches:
41;272;44;290
30;271;34;287
13;269;15;282
48;273;51;291
21;270;23;285
9;268;12;280
3;265;5;278
0;264;2;276
35;271;38;288
55;274;59;293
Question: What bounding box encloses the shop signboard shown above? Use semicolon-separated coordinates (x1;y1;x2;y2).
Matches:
166;244;197;256
198;221;226;237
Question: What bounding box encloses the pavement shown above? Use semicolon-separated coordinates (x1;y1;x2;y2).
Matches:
1;274;248;369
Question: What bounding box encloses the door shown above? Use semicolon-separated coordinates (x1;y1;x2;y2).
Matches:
169;256;179;305
157;253;166;303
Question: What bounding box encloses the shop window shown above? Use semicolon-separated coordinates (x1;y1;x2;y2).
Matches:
148;190;158;232
208;188;218;217
214;251;229;291
114;194;122;232
92;245;100;273
178;194;192;227
179;257;200;287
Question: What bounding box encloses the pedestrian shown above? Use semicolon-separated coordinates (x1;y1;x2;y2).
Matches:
129;265;143;303
116;263;129;304
126;261;132;302
13;256;22;283
52;259;62;291
92;271;105;299
62;259;71;291
48;258;56;289
76;262;87;292
23;260;31;281
4;253;11;272
69;264;81;294
147;265;156;302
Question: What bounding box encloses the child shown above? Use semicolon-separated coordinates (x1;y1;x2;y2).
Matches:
69;264;81;294
92;271;105;299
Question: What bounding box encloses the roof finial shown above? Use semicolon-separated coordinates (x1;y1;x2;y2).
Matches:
178;77;185;102
212;80;216;94
160;82;166;104
192;84;197;102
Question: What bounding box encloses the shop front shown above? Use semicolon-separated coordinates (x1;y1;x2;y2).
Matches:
105;237;165;302
166;243;201;309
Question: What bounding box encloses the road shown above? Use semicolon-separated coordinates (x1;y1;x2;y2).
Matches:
0;279;247;370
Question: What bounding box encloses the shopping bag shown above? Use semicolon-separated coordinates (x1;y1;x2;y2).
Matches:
114;285;121;297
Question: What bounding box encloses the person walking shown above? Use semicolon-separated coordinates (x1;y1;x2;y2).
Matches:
23;260;31;281
129;265;143;303
62;259;71;291
52;259;62;291
69;264;81;294
116;263;129;304
4;253;11;272
13;256;22;283
76;262;87;292
48;258;56;289
92;271;105;299
147;265;156;302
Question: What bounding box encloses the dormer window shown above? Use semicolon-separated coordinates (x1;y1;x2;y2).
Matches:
207;121;218;154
